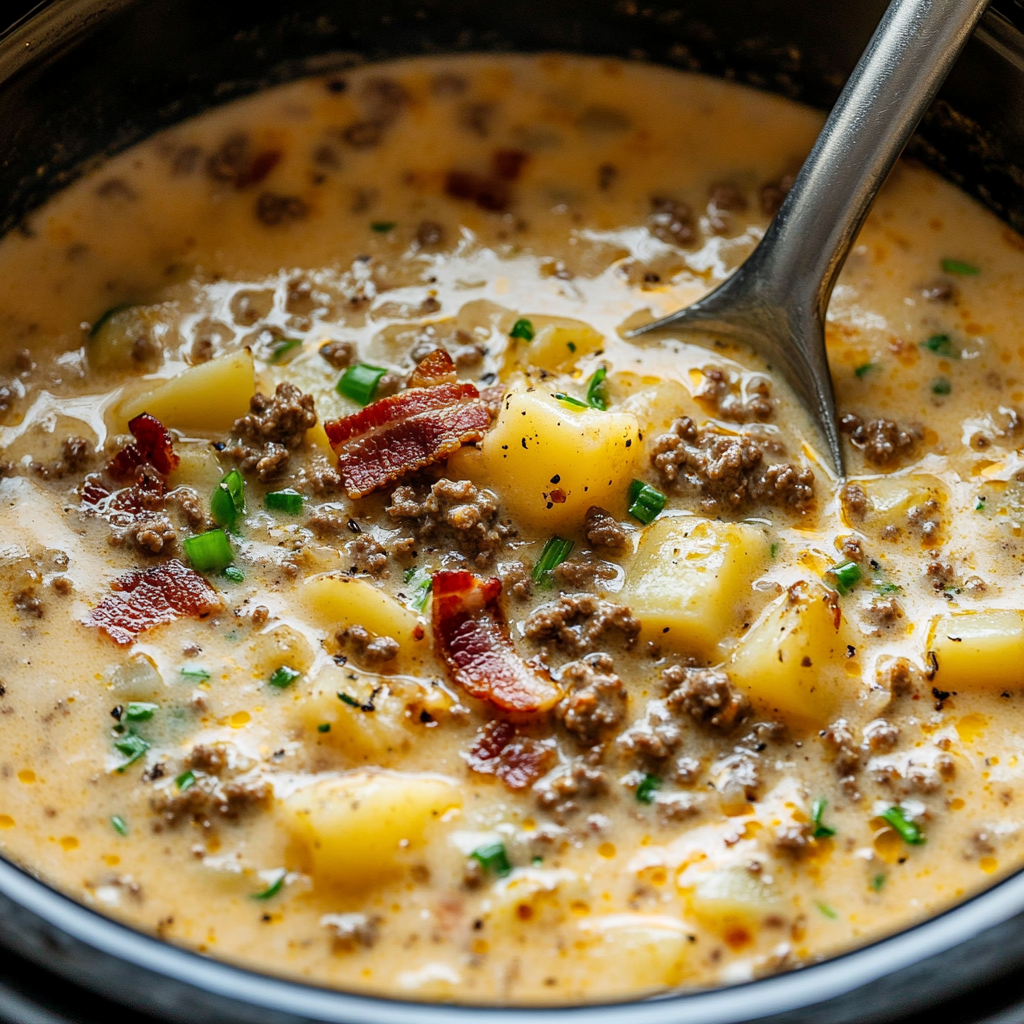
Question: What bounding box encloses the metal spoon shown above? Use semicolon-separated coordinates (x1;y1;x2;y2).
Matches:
627;0;990;474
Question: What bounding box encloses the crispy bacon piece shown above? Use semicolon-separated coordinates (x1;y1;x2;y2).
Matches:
464;720;556;790
86;559;221;646
325;382;489;498
407;348;457;389
432;570;561;713
107;413;180;482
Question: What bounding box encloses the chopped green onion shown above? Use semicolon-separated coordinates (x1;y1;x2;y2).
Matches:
269;338;301;364
470;841;512;878
827;560;862;596
976;496;987;511
770;541;781;559
871;873;886;892
566;341;576;353
509;318;535;342
553;392;588;410
370;221;396;233
531;855;543;867
88;303;133;338
811;798;837;839
124;702;158;722
941;258;980;276
881;805;925;845
931;377;952;396
585;366;608;410
874;579;900;595
532;536;574;586
269;666;301;689
337;362;388;406
627;480;667;525
636;773;661;805
182;528;234;573
114;733;150;771
175;770;196;792
854;362;878;379
251;870;286;901
223;565;245;583
265;489;304;515
210;470;246;527
338;692;360;708
403;567;420;583
317;722;331;733
921;333;959;358
110;815;129;836
412;578;432;612
180;666;210;681
815;900;838;920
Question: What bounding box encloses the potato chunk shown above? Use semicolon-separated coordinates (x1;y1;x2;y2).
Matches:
522;315;605;371
282;771;461;889
449;382;641;531
571;914;691;994
841;473;947;546
119;349;255;432
622;518;770;657
929;610;1024;691
684;864;782;928
727;582;853;726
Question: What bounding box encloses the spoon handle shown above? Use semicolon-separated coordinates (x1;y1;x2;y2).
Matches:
766;0;990;319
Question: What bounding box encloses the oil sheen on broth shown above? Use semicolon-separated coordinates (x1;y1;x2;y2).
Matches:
0;54;1022;1004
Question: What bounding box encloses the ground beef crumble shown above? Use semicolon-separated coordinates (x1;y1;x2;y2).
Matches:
554;654;627;745
696;367;773;422
225;382;317;482
662;665;750;732
524;594;640;656
337;625;400;665
534;760;610;818
650;416;814;512
839;413;918;466
584;506;628;551
151;743;270;824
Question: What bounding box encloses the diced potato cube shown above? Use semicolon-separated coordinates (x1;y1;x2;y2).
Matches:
302;574;426;653
727;581;853;726
448;382;641;531
929;609;1024;691
622;518;771;657
619;377;698;437
486;868;590;930
118;349;255;432
282;771;461;888
684;863;782;927
523;315;605;371
841;474;947;546
167;443;224;494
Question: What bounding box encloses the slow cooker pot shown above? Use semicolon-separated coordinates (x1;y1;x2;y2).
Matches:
2;1;1024;1021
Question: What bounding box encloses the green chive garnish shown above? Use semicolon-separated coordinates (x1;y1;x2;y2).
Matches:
815;900;838;920
223;565;244;583
265;488;304;515
509;318;535;341
114;733;150;771
976;496;987;511
871;873;886;892
412;578;432;612
585;367;608;409
252;870;286;901
110;815;129;836
370;221;396;233
854;362;878;379
881;805;925;845
317;723;331;733
553;392;588;409
124;702;158;722
269;338;301;364
932;377;952;396
636;773;661;805
175;770;196;792
941;258;980;276
770;541;780;559
338;692;360;708
532;536;574;586
470;841;512;878
180;666;210;681
337;362;388;406
210;469;246;528
627;480;667;525
811;798;837;839
182;528;234;573
921;333;959;358
269;666;301;689
827;560;862;596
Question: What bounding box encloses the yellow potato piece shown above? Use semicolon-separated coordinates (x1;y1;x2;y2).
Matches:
728;581;853;726
523;315;605;371
302;574;426;651
841;473;948;546
622;517;770;657
929;609;1024;691
449;382;641;531
89;304;175;370
282;771;461;888
685;864;782;928
119;349;255;432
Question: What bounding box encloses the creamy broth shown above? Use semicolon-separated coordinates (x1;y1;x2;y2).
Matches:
0;54;1023;1004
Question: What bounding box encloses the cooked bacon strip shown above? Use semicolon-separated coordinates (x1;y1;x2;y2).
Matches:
432;570;561;713
407;348;457;389
86;559;221;646
107;413;180;482
325;383;489;498
464;720;556;789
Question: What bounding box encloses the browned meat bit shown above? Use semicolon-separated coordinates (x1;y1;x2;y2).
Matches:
186;744;229;773
554;654;627;745
305;505;351;538
839;413;918;466
870;752;955;794
707;183;748;234
463;720;556;790
862;595;903;632
323;913;380;950
31;436;94;480
338;77;409;150
299;455;343;496
584;506;628;551
119;517;177;556
348;534;388;576
712;751;762;810
456;101;495;137
166;487;212;532
152;746;270;824
14;589;43;618
662;665;749;732
673;756;702;786
906;500;942;543
926;558;956;592
655;793;704;823
773;822;812;855
863;718;900;752
444;170;511;213
760;173;795;216
497;560;532;600
617;701;681;762
879;656;920;698
337;624;399;665
650;416;814;512
841;481;869;518
387;479;511;567
552;554;617;589
696;367;773;422
226;382;317;482
921;278;957;303
648;196;697;247
206;134;282;189
534;760;610;818
415;220;446;249
524;594;640;656
821;719;861;798
319;339;355;369
255;193;309;227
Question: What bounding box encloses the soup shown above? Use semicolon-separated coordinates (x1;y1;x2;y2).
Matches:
0;53;1022;1004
